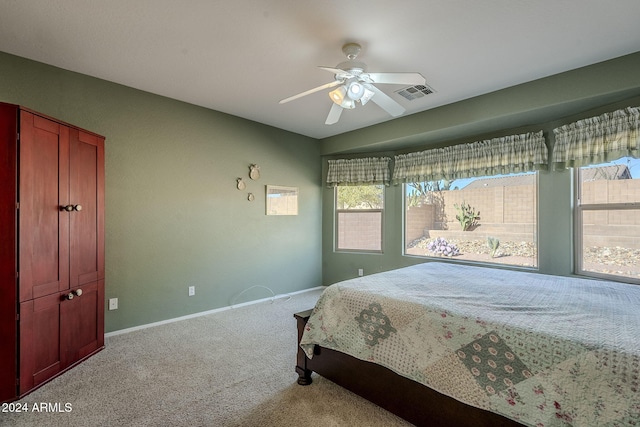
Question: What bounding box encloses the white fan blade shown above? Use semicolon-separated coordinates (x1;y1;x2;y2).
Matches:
368;85;405;117
366;72;425;86
279;80;343;104
319;66;350;75
325;103;343;125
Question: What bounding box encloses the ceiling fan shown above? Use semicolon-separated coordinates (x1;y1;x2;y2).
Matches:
279;43;426;125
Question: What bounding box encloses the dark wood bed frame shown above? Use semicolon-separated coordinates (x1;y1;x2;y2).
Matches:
295;310;524;427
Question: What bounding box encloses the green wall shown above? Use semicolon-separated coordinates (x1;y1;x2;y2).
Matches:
0;52;322;333
320;52;640;285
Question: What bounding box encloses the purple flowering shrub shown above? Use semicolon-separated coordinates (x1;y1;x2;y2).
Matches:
426;237;460;257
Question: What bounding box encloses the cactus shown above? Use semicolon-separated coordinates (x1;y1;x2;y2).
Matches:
454;202;480;231
487;236;500;258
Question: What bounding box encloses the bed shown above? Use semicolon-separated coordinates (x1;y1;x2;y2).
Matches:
294;262;640;426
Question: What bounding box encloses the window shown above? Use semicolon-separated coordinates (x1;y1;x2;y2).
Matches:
336;185;383;252
405;172;538;268
575;156;640;282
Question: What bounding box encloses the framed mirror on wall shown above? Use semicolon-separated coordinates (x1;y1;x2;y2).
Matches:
266;185;298;215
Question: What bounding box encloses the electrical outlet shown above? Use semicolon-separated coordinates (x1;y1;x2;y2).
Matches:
108;298;118;310
188;286;195;296
358;269;364;277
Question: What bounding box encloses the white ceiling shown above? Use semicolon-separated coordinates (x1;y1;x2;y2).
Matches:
1;1;640;140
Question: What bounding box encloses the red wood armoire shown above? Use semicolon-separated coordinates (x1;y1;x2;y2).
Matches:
0;103;105;402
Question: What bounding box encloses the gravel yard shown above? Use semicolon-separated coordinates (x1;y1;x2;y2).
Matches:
407;237;536;258
407;237;640;279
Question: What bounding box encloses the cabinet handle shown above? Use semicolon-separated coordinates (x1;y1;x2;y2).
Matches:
65;292;74;300
73;289;83;297
61;204;82;212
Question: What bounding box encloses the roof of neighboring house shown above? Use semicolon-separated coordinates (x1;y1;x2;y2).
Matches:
461;165;631;189
580;164;632;181
462;174;535;189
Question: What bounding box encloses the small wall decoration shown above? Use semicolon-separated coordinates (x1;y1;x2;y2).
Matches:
266;185;298;215
249;164;260;180
237;164;262;202
237;178;246;190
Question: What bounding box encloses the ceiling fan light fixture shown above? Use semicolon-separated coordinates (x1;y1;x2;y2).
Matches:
346;81;365;101
340;98;356;109
329;85;347;105
359;87;375;105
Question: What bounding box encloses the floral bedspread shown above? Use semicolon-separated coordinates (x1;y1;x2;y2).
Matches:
300;262;640;426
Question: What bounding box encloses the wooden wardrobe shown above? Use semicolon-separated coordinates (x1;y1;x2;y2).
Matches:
0;103;105;402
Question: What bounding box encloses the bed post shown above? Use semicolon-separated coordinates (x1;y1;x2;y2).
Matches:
294;310;313;385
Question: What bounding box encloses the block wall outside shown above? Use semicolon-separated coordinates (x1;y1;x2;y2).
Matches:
406;205;435;242
438;186;536;230
580;180;640;249
337;211;382;251
581;179;640;205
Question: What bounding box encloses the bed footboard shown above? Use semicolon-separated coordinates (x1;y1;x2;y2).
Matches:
294;310;523;427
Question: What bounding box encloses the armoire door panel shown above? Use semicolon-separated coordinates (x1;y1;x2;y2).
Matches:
69;130;104;287
60;280;103;369
19;294;62;394
18;111;70;302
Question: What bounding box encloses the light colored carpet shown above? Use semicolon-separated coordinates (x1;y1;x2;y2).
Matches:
1;289;412;427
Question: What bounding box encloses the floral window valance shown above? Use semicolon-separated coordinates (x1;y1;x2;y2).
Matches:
392;131;547;184
326;157;391;187
552;106;640;170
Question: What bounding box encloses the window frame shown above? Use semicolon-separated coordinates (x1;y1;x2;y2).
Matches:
334;185;384;254
573;167;640;284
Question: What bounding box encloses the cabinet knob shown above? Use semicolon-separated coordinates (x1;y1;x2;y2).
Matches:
61;204;82;212
65;292;74;300
73;289;83;297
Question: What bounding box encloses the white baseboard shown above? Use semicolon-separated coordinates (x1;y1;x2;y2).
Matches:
104;286;324;338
